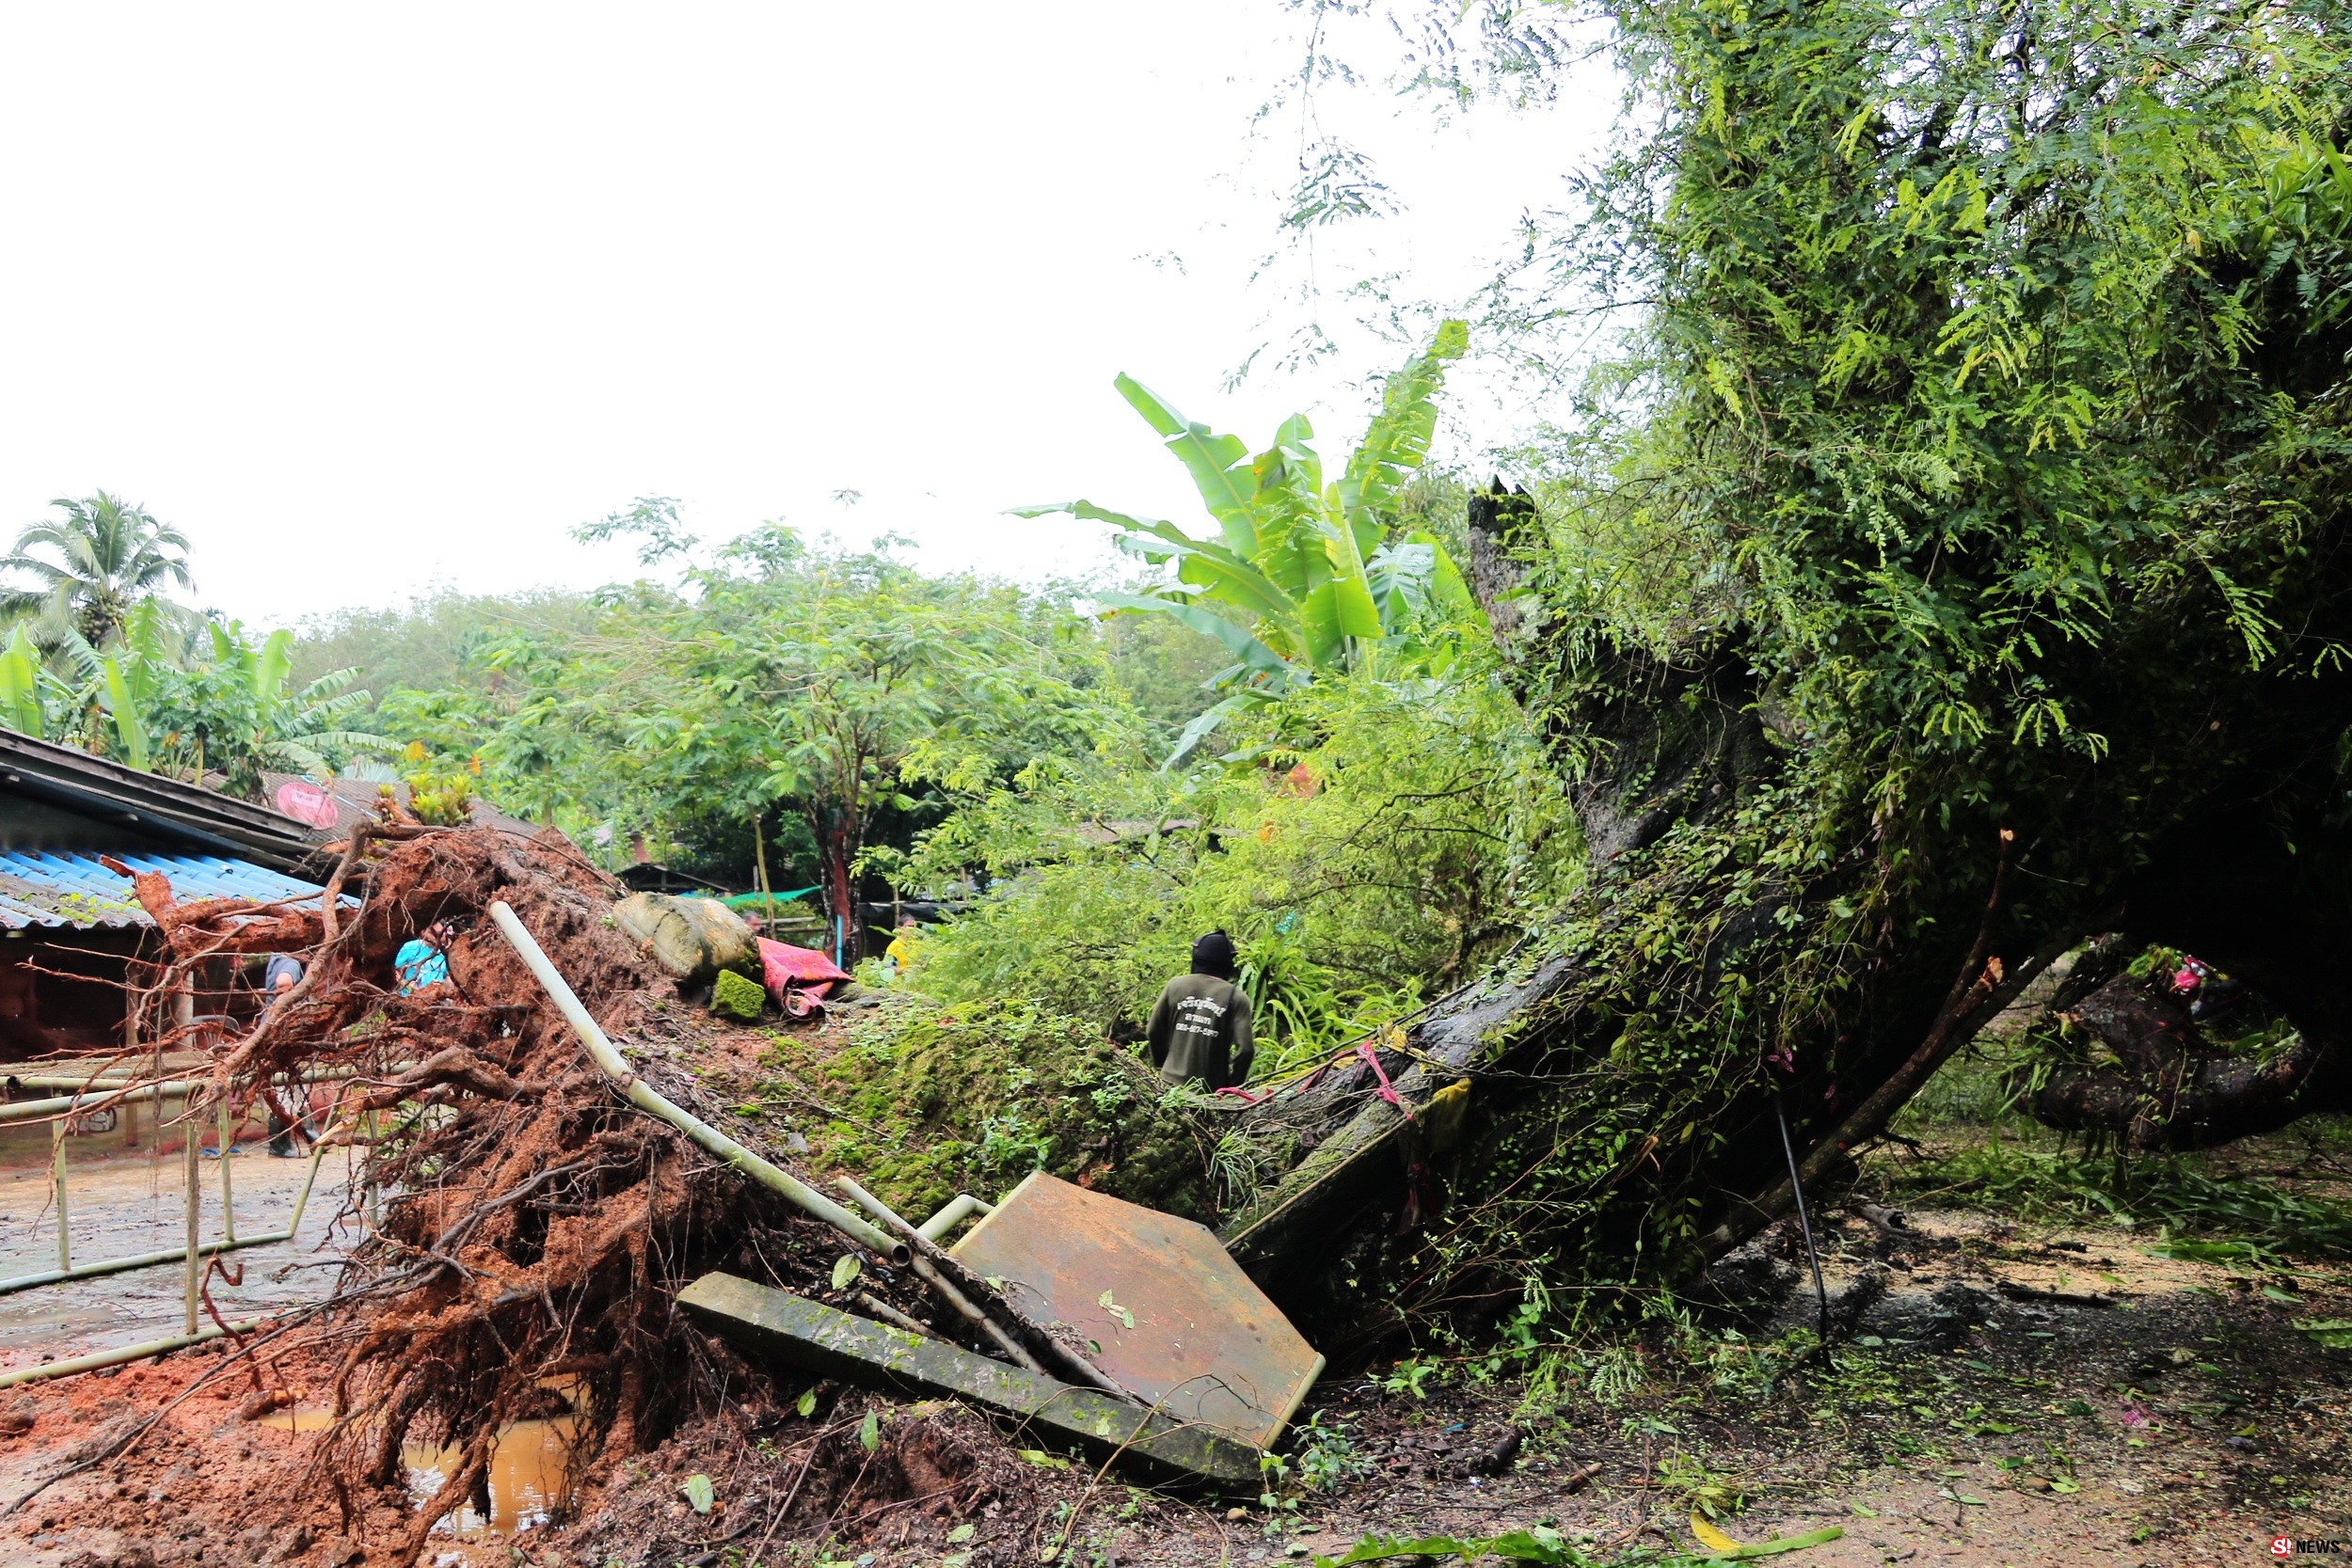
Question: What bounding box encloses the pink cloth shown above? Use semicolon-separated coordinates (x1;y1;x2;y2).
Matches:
758;937;850;1002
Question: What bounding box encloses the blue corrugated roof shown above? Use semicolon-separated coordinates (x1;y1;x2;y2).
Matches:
0;852;338;931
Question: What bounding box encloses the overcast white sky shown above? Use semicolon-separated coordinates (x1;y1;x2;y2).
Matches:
0;5;1611;629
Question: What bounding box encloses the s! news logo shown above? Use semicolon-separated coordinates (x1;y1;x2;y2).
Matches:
2275;1539;2351;1557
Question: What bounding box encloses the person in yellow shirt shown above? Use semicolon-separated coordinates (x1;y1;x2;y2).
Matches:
883;915;924;979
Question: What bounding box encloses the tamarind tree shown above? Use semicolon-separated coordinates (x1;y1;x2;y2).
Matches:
1227;0;2352;1345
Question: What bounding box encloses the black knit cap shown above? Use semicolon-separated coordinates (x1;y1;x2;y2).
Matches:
1191;930;1237;979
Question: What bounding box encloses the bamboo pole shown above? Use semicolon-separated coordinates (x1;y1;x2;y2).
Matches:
0;1135;331;1297
13;1067;366;1090
217;1096;237;1246
915;1193;993;1243
183;1105;199;1336
0;1318;264;1389
0;1069;361;1122
51;1121;69;1275
834;1176;1133;1400
0;1080;205;1126
753;813;773;925
833;1177;1045;1374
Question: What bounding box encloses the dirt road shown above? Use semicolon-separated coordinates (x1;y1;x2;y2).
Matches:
0;1145;357;1372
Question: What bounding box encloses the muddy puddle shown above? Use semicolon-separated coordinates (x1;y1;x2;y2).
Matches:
266;1402;579;1561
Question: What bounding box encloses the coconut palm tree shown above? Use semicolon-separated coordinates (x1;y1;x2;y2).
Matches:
0;492;196;650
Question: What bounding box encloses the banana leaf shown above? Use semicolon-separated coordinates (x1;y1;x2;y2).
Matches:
1114;374;1262;559
1163;689;1262;770
100;656;151;769
0;626;45;737
1339;318;1469;556
1095;593;1292;678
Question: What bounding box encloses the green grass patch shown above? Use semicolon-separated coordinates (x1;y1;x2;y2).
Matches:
1871;1135;2352;1257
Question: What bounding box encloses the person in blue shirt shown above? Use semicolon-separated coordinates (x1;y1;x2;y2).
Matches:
395;921;453;993
261;958;304;1155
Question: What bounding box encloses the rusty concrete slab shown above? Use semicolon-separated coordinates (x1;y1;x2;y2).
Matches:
951;1172;1324;1449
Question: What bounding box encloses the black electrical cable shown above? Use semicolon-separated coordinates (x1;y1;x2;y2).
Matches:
1774;1091;1832;1340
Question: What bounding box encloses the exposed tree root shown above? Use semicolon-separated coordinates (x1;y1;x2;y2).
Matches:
70;825;944;1564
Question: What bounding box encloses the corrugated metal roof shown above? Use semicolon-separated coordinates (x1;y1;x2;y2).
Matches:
0;851;337;931
0;727;326;874
251;771;544;844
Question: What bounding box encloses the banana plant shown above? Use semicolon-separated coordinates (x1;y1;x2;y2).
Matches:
0;625;50;738
173;622;385;798
91;600;188;768
1016;321;1478;764
0;599;383;791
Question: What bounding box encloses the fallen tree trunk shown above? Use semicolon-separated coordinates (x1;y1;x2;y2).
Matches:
1210;0;2352;1346
1224;464;2352;1347
2024;973;2351;1150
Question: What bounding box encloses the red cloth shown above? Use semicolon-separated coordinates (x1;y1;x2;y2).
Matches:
758;937;850;1002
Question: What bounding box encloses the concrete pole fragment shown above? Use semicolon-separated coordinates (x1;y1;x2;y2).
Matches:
676;1273;1263;1489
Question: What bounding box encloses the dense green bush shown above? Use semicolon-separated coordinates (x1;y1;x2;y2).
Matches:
759;998;1224;1222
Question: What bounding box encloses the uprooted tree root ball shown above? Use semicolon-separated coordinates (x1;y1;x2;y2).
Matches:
37;826;993;1564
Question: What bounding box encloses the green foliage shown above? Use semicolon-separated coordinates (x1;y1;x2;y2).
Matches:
1286;1412;1370;1493
402;757;477;826
289;586;596;719
1376;1355;1437;1399
1020;324;1478;764
133;617;387;798
898;324;1562;1072
904;853;1191;1036
1308;1530;1588;1568
2296;1317;2352;1350
1099;607;1237;753
1298;1522;1847;1567
392;523;1119;958
1526;0;2352;754
0;594;385;795
0;625;56;738
1887;1027;2032;1131
759;998;1220;1220
1279;0;2352;1331
905;666;1576;1057
1873;1133;2352;1257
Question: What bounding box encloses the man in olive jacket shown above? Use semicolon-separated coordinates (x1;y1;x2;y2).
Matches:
1146;931;1255;1091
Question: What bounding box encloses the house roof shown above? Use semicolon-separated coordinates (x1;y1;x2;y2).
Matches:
618;862;736;895
253;772;542;844
0;850;337;931
0;727;326;875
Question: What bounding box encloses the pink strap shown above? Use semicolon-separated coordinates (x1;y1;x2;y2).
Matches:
1216;1040;1412;1111
1356;1039;1407;1113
